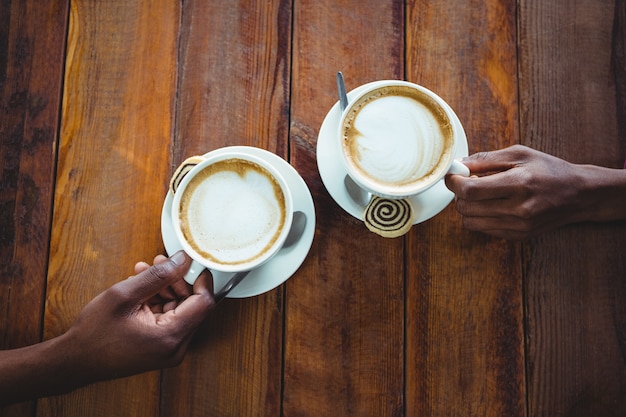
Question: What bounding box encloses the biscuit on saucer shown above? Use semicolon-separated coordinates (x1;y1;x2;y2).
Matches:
169;156;204;194
364;196;414;238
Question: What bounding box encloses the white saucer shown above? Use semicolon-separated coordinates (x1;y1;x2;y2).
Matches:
161;146;315;298
316;81;469;224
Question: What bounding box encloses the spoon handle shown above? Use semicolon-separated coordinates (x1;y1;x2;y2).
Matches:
214;271;250;304
336;71;348;111
212;211;307;304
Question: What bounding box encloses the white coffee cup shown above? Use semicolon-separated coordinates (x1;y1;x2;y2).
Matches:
171;150;293;284
339;80;469;200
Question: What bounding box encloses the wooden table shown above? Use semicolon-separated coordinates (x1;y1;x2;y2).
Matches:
2;1;625;416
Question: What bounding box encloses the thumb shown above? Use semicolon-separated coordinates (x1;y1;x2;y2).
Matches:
115;251;191;304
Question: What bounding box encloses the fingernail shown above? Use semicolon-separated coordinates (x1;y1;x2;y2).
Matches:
170;251;188;265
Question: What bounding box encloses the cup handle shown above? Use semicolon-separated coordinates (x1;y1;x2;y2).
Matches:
183;258;205;285
448;159;470;177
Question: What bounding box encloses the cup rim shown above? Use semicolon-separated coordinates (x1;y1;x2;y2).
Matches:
338;80;459;199
171;150;294;273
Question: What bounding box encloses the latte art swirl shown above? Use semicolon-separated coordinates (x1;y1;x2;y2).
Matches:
348;96;443;186
364;196;414;238
177;158;287;266
341;84;455;197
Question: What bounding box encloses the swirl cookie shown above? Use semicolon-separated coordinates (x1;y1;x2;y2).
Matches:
364;196;414;238
169;156;204;194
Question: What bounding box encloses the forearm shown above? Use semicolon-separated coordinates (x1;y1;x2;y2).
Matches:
0;252;213;406
0;333;82;405
576;164;626;223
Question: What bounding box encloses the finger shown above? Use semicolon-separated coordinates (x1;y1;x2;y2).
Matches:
445;174;467;195
169;276;193;298
454;196;520;218
115;251;192;304
161;292;213;335
446;172;519;201
154;254;193;298
152;285;187;312
134;261;151;274
153;254;169;265
134;254;169;278
163;271;215;333
156;286;179;302
194;269;214;296
149;302;165;314
462;145;530;174
162;299;180;313
135;255;179;301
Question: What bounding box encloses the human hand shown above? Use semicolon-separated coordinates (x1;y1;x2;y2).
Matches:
61;251;214;385
445;145;592;239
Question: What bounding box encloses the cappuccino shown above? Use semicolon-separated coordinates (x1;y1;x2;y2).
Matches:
341;84;455;196
178;158;287;267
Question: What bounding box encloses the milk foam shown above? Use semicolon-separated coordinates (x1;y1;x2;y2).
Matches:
180;159;285;266
343;88;453;192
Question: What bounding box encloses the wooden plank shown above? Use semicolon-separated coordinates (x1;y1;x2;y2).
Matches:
37;1;179;415
405;0;526;416
0;0;69;415
284;1;405;416
518;0;626;415
159;1;291;416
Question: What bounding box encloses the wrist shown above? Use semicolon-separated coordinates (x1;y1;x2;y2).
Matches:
575;164;626;223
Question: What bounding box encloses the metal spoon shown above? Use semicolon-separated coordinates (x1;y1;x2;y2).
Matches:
213;211;307;303
337;72;373;207
344;174;372;207
336;71;349;111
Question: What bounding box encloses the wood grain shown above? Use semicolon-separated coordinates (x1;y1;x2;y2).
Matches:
38;1;179;415
284;1;405;416
159;1;291;416
405;1;525;416
519;0;626;415
0;1;69;416
2;0;625;415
